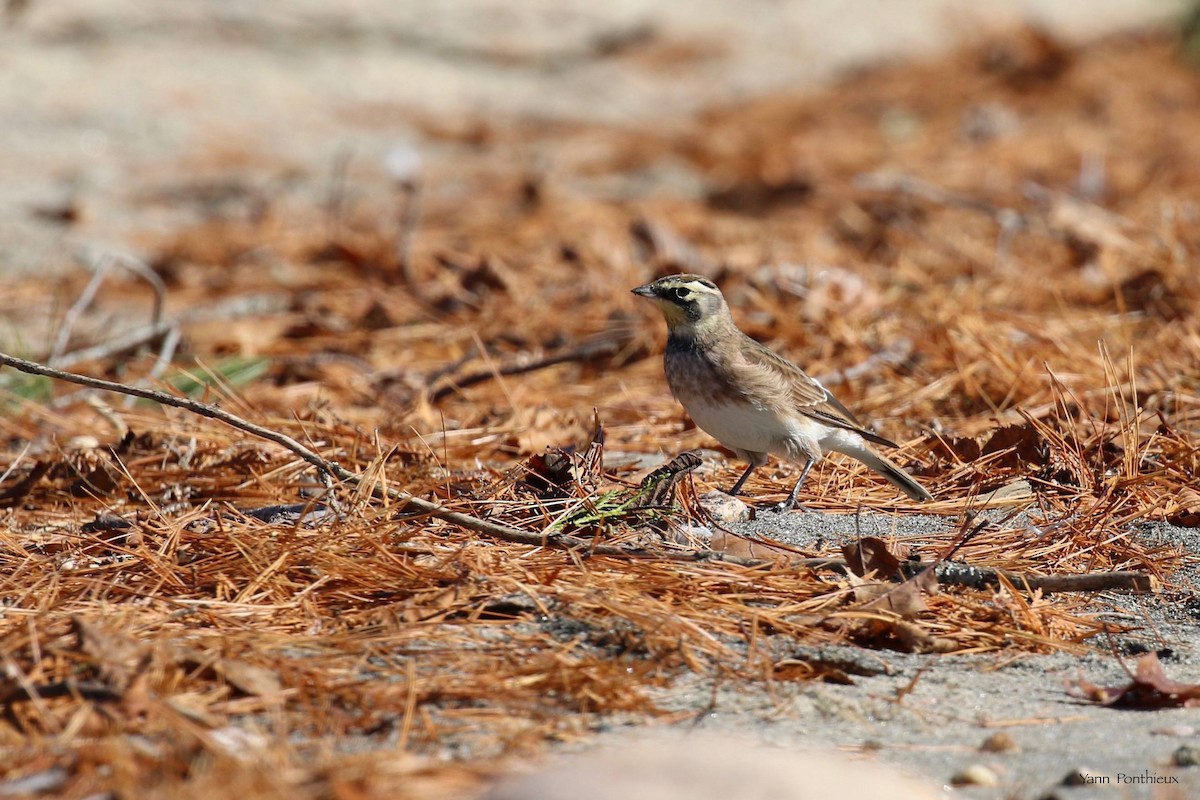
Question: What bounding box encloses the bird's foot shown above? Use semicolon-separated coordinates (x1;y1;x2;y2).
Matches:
766;499;811;513
723;490;810;514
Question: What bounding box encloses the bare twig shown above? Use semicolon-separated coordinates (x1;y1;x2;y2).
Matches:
145;326;182;385
51;293;289;372
855;172;1019;221
395;179;423;286
48;255;114;364
787;556;1150;593
0;350;754;564
49;251;168;367
0;353;1159;591
108;251;167;326
384;143;424;287
51;322;176;370
935;562;1153;594
2;351;335;478
323;145;353;243
428;331;635;402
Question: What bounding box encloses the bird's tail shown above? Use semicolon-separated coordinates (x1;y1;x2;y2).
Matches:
846;446;933;502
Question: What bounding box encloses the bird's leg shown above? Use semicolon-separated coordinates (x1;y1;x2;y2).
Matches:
772;458;815;512
726;463;756;497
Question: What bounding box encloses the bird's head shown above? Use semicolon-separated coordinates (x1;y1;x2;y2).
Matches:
631;274;728;335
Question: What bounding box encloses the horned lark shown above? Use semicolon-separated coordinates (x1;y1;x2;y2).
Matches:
633;273;932;509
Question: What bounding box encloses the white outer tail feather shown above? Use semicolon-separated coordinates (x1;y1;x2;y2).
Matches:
826;439;932;502
852;448;932;502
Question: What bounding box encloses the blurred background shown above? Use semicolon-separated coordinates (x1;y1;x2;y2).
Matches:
0;0;1185;278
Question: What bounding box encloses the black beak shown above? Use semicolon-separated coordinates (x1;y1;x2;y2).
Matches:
631;284;657;298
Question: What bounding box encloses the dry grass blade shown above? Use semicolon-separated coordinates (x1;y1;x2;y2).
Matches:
1;27;1198;800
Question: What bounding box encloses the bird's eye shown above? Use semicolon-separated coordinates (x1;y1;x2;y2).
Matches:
669;287;690;301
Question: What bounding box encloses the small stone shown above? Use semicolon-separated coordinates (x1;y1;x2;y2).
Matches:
950;764;999;787
979;731;1019;753
698;491;754;522
1174;745;1200;767
669;523;714;548
1061;767;1108;786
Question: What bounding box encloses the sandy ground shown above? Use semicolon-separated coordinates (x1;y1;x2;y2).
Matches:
4;2;1199;798
702;512;1200;798
0;0;1186;278
491;505;1200;799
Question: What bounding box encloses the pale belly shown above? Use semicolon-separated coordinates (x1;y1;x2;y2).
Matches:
679;396;876;468
681;398;819;459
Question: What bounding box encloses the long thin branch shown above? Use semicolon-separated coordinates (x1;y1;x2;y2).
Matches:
52;292;290;371
2;352;331;474
428;332;633;402
0;351;1159;591
0;350;757;565
49;251;167;366
796;557;1153;594
48;256;113;364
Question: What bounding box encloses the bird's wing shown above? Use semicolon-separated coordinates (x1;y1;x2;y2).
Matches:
741;335;900;449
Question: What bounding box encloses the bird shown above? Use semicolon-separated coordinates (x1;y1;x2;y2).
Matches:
632;273;932;510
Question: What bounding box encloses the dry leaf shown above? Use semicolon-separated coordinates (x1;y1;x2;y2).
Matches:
755;263;881;322
1069;653;1200;709
851;579;928;618
73;616;146;693
1045;195;1139;254
215;660;284;698
167;693;223;726
121;673;155;723
708;530;792;560
975;479;1033;505
841;538;936;618
1166;488;1200;528
843;537;904;579
927;423;1044;468
830;615;948;654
